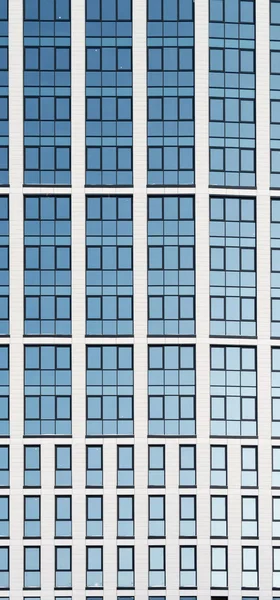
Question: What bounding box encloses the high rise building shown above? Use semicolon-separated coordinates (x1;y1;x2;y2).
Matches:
0;0;279;598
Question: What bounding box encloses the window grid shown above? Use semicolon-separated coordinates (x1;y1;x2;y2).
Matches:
271;1;280;187
0;197;9;335
148;196;195;336
85;0;133;186
86;345;133;436
24;195;71;336
210;196;256;337
209;0;256;187
147;0;195;186
0;346;9;436
210;346;257;437
271;200;280;337
23;0;71;185
0;3;8;186
86;195;133;336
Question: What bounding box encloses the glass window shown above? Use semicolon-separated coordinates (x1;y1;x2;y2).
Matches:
55;496;72;538
86;346;133;436
210;197;257;337
273;497;280;538
24;445;40;488
86;0;132;185
210;446;227;488
180;495;196;537
242;496;258;538
147;0;194;185
23;0;71;184
118;496;134;538
55;446;72;488
272;348;280;434
273;447;280;487
271;203;280;337
241;446;258;488
24;546;40;589
86;546;103;589
55;546;72;589
210;346;257;437
24;345;72;436
87;446;103;488
148;197;195;336
271;6;280;186
274;547;280;589
24;196;71;336
0;496;8;538
149;496;165;538
24;496;40;538
211;546;227;589
211;496;227;538
86;495;103;538
179;445;196;487
209;0;256;187
149;546;166;589
180;546;197;588
149;445;165;487
86;196;133;336
118;546;134;589
0;6;8;185
0;346;9;436
148;346;195;436
0;546;8;589
242;546;258;589
0;198;9;334
118;445;134;488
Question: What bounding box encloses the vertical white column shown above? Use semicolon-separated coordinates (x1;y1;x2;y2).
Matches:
9;0;24;597
256;1;272;598
71;0;86;594
133;0;148;597
195;0;211;597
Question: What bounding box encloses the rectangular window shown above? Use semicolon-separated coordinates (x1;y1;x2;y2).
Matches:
274;547;280;588
23;0;71;184
86;495;103;538
0;496;8;538
24;445;40;488
24;547;40;589
211;496;227;538
210;197;256;337
0;346;9;435
271;202;280;337
24;196;71;336
147;0;194;185
210;346;257;436
86;546;103;589
149;445;165;488
149;546;166;589
148;346;195;436
86;196;133;336
273;446;280;487
118;445;134;488
55;496;72;538
55;446;72;488
148;196;195;336
86;346;133;436
0;4;8;185
87;445;103;488
24;496;40;538
211;546;228;589
55;546;72;589
273;497;280;538
179;445;196;487
0;197;9;334
149;495;165;538
24;345;72;436
210;446;227;488
241;496;258;538
180;546;197;588
209;0;256;187
180;495;196;538
86;0;132;186
272;348;280;434
117;546;134;589
241;446;258;488
118;496;134;538
271;5;280;186
242;546;258;589
0;547;8;589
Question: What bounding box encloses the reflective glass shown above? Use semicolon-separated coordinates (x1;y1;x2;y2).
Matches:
0;197;9;335
0;2;8;185
271;199;280;337
271;1;280;186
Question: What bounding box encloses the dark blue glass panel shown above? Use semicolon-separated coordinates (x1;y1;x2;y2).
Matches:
209;0;256;187
86;0;133;186
23;0;71;185
147;0;194;186
0;1;8;186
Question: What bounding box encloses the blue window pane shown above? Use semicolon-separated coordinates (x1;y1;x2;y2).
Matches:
86;196;133;336
271;4;280;186
271;199;280;338
23;0;71;185
0;346;9;436
24;346;72;436
0;547;9;589
148;195;195;336
0;197;9;336
86;0;133;186
209;0;256;187
147;0;194;185
24;196;71;336
0;5;8;185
